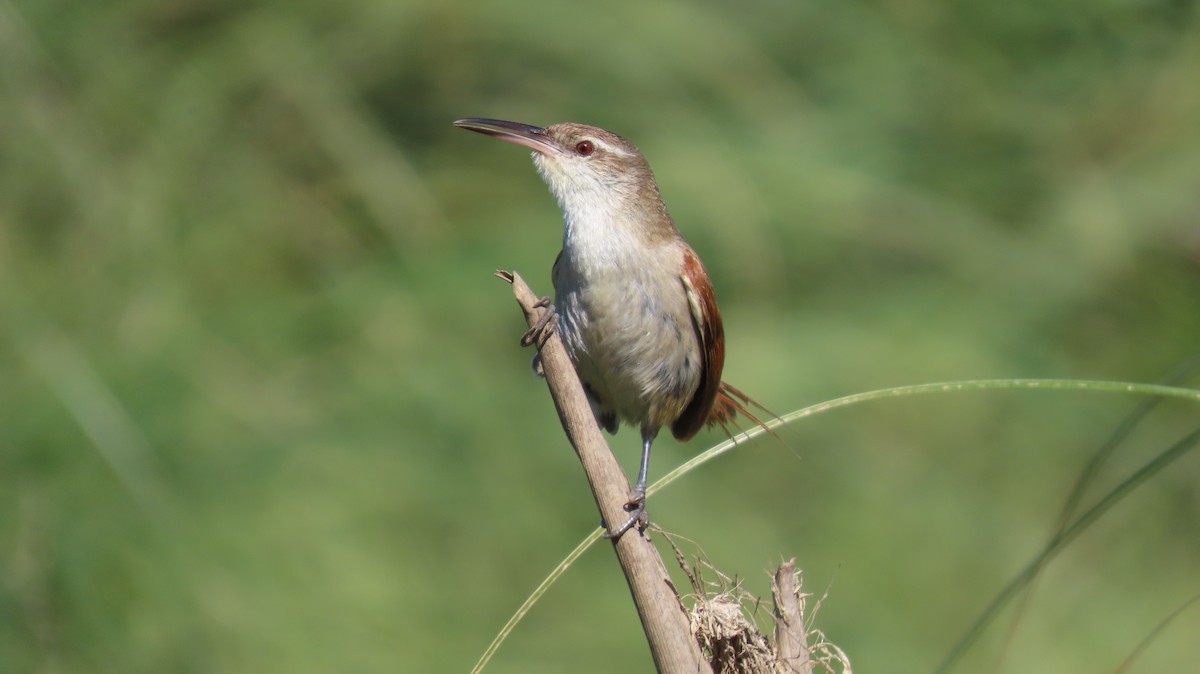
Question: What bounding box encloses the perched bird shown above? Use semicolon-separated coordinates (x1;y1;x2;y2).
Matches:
455;118;765;536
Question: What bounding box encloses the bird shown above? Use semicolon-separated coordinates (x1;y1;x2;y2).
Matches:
454;117;767;537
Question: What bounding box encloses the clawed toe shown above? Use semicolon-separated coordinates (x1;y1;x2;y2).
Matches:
520;297;558;348
604;489;649;539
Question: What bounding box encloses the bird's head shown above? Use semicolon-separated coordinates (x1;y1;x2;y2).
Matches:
453;118;665;223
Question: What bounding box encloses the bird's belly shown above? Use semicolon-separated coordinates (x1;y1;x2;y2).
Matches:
556;275;702;430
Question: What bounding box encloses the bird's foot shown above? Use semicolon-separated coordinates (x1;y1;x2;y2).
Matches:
520;296;558;348
604;487;648;539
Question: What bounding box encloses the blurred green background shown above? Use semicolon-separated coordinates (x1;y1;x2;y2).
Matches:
2;0;1199;672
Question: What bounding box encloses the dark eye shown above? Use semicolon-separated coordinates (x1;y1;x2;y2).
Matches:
574;140;594;156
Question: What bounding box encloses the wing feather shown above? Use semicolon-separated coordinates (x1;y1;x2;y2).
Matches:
670;247;725;441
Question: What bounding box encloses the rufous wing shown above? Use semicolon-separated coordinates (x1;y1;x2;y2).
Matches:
671;247;726;441
671;248;775;441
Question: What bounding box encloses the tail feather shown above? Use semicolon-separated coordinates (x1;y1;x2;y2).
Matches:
706;382;779;440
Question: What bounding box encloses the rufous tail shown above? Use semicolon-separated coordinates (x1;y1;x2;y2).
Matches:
706;382;779;440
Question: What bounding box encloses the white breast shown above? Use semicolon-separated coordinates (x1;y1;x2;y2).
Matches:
552;211;702;430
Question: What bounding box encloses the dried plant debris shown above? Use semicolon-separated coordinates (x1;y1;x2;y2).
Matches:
665;534;852;674
692;588;776;674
